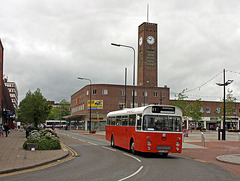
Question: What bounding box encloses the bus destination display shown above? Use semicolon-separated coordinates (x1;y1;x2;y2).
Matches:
152;106;175;114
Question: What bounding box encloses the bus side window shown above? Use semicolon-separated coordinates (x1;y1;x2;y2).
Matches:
122;116;128;126
129;114;136;127
111;117;116;126
136;114;142;130
116;116;122;126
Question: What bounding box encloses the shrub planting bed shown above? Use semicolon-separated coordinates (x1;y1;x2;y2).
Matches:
23;128;61;150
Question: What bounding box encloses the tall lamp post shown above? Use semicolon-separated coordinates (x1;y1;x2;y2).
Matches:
78;77;92;133
111;43;136;108
216;69;233;140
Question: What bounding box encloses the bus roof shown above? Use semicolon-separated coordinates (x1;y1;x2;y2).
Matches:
107;105;182;117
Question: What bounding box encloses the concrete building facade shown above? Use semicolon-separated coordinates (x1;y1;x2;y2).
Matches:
0;39;15;127
70;84;169;130
0;39;4;123
170;100;240;131
4;79;18;110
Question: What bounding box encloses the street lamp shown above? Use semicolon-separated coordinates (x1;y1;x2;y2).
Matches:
78;77;92;133
216;69;233;140
111;43;136;108
159;90;164;105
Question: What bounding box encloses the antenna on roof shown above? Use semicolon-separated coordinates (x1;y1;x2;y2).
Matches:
147;4;149;22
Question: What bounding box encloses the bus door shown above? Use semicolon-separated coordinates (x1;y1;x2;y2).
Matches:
122;115;129;148
135;114;142;150
127;114;136;149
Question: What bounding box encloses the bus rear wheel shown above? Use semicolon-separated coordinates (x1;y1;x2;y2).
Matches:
111;136;115;148
130;140;136;155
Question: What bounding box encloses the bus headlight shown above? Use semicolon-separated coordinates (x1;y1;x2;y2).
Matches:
176;147;179;151
147;141;152;146
176;141;180;146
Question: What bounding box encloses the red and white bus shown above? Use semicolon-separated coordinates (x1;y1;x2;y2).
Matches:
106;105;183;156
45;120;67;128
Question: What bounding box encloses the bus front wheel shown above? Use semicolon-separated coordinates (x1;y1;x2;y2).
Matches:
111;136;115;148
130;140;136;155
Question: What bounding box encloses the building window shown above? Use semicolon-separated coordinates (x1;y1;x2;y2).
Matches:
147;49;154;66
92;89;97;95
233;108;236;114
206;107;210;113
86;90;89;96
143;91;147;97
153;91;158;97
102;89;108;95
120;90;125;96
132;91;137;96
200;107;204;113
216;107;220;114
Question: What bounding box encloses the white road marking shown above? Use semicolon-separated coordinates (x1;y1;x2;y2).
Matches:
102;146;116;152
123;153;141;163
87;142;98;145
118;166;144;181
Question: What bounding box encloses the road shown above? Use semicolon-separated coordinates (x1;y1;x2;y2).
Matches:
1;130;239;181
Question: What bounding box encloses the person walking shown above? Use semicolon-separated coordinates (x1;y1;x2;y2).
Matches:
3;123;10;137
0;124;3;136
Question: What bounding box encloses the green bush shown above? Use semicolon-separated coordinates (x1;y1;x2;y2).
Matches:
23;128;61;150
38;136;61;150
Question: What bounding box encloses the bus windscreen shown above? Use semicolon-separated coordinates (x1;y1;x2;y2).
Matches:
143;115;182;132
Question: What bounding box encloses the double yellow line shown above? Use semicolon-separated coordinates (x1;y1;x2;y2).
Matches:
177;155;208;163
0;143;78;178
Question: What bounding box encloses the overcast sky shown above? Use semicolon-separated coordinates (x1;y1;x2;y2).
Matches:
1;0;240;103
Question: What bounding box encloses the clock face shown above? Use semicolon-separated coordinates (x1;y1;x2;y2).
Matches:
139;37;143;46
147;36;155;45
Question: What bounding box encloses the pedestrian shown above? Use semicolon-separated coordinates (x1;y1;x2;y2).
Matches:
26;126;30;138
0;124;3;136
3;123;10;137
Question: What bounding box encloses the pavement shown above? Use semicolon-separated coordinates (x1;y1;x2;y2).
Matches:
0;129;68;174
0;129;240;177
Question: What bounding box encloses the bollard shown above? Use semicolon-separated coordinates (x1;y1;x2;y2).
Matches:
218;128;221;140
201;132;205;147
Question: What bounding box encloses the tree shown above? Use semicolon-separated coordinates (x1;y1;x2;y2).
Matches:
171;89;188;116
48;107;58;120
17;88;52;128
187;99;203;123
220;89;237;120
58;99;71;120
48;99;70;120
171;89;204;129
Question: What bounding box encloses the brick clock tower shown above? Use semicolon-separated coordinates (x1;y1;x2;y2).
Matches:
137;22;158;87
